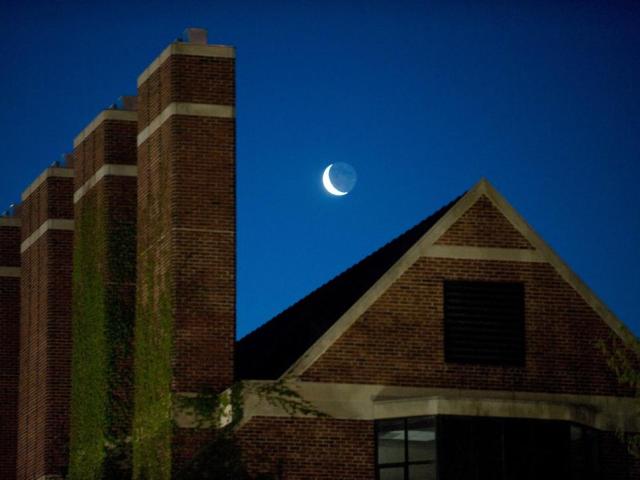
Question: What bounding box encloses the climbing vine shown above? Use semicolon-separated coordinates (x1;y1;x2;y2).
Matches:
68;194;136;479
131;251;174;480
131;141;175;479
174;379;326;479
599;329;640;458
130;134;326;478
68;200;108;479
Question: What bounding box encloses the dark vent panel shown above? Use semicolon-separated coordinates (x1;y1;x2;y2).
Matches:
444;281;525;365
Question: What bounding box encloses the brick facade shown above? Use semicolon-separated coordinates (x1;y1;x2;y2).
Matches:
70;110;138;474
435;195;534;249
0;219;21;480
238;417;374;479
17;170;74;480
302;256;629;397
238;418;639;480
135;38;236;471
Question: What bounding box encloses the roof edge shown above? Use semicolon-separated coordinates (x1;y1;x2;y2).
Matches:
479;179;637;346
283;177;637;379
281;180;484;378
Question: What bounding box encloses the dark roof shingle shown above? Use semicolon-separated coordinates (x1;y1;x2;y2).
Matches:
235;195;461;380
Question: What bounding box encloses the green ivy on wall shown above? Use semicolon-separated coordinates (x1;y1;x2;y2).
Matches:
131;152;175;479
68;195;136;480
599;331;640;458
69;200;108;479
131;255;174;480
129;151;325;478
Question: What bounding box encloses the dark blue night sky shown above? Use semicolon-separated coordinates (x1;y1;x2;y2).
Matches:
1;1;638;337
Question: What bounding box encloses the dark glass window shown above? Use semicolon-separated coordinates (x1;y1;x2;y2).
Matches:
376;416;600;480
377;417;436;480
437;416;600;480
444;281;525;365
569;424;599;480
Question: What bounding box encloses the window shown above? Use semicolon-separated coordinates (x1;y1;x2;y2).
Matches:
376;416;600;480
437;416;600;480
444;281;525;365
376;417;436;480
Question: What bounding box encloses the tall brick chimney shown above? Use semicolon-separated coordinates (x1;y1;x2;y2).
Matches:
68;99;138;476
17;166;74;480
0;215;21;480
134;28;236;473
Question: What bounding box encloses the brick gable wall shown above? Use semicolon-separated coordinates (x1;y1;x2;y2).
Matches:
291;197;639;477
300;197;624;396
302;257;629;397
435;195;534;249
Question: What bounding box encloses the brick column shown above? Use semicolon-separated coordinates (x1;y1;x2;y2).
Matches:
17;167;74;480
68;103;137;476
134;28;236;475
0;216;21;480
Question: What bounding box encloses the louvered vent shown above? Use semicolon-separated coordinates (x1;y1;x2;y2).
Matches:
444;281;525;365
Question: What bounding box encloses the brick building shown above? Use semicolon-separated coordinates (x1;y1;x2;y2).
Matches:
0;28;639;479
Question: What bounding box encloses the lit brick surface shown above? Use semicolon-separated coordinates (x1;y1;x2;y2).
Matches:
136;43;236;469
436;195;534;249
302;257;630;397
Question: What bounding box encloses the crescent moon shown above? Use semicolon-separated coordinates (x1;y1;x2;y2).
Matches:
322;164;348;196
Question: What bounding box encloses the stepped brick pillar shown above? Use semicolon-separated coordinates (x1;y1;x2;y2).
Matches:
68;101;138;477
17;166;74;480
0;215;21;480
133;28;236;477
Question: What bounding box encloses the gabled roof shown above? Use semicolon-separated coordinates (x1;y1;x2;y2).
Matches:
236;178;635;381
235;195;462;380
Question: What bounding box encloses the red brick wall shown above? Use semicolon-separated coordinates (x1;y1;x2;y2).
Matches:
137;56;234;130
74;119;138;186
435;195;533;249
17;173;73;480
237;417;636;479
238;417;374;479
294;195;640;476
0;223;21;266
0;221;20;480
136;43;236;469
71;115;137;468
19;176;74;242
302;197;626;397
303;256;628;397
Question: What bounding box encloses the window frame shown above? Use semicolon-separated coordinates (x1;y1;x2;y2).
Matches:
375;416;437;480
